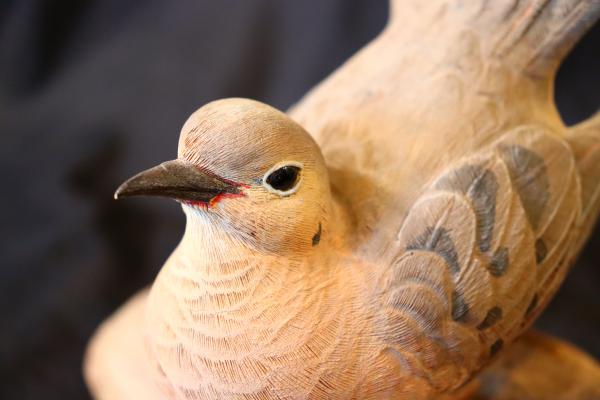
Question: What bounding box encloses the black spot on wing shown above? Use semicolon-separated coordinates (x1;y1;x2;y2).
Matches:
477;306;503;330
488;247;509;276
436;165;498;252
498;145;549;231
407;226;460;275
490;339;504;357
535;239;547;264
451;290;470;322
312;222;322;246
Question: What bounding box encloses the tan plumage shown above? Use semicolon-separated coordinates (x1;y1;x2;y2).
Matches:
85;1;600;399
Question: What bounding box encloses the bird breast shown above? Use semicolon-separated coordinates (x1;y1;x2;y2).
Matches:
143;232;380;399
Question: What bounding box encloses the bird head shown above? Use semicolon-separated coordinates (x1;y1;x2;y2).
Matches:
115;98;332;255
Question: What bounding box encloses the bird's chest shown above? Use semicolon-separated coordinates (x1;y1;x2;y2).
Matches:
144;254;372;398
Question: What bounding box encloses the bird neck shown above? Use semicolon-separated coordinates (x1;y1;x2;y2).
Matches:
178;208;256;272
170;205;333;293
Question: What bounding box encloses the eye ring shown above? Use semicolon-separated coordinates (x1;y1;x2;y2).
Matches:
262;161;303;196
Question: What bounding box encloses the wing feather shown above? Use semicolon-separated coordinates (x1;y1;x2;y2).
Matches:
378;124;586;391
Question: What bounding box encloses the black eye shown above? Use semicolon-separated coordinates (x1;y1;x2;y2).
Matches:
265;165;301;193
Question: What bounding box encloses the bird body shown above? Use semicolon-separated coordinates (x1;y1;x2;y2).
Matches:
86;1;600;399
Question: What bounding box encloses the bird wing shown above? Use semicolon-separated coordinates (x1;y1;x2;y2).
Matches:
376;124;587;391
84;289;162;400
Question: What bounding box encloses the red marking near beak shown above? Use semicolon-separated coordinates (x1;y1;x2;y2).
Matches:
209;191;247;207
184;180;250;209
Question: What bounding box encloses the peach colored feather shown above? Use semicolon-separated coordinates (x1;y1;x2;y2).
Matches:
86;1;600;399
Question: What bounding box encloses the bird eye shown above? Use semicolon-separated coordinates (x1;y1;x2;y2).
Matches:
263;163;302;195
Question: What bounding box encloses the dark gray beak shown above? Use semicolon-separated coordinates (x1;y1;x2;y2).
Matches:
115;159;242;203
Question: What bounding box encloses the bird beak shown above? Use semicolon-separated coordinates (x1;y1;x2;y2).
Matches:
114;159;243;204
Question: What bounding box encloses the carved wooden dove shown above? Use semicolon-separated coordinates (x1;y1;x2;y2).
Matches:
85;1;600;399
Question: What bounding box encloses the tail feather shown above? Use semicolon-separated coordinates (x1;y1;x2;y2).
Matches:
388;0;600;79
494;0;600;78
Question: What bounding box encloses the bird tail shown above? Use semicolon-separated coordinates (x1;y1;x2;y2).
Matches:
566;111;600;255
388;0;600;80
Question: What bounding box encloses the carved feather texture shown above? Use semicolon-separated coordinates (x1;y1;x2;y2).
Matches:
145;216;372;399
376;125;585;393
136;122;598;399
85;1;600;399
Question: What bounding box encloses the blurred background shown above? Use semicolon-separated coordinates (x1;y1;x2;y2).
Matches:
0;1;598;398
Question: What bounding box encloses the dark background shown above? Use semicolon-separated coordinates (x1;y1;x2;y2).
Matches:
0;1;598;398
